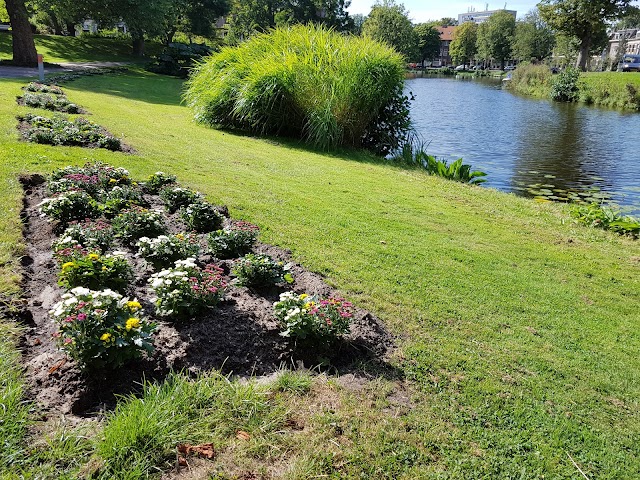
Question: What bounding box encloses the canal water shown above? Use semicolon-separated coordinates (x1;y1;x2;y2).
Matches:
406;77;640;216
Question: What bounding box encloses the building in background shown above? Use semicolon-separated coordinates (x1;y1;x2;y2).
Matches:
433;26;457;67
458;7;516;25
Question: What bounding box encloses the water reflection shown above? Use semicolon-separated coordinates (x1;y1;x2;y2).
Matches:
407;77;640;215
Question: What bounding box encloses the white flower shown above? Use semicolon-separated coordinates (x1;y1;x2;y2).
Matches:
133;338;143;347
70;286;91;297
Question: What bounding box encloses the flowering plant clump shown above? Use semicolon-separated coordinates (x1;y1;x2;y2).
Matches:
112;207;167;244
233;253;293;288
38;190;101;225
47;172;101;198
50;287;155;369
53;219;114;253
180;201;224;233
136;234;200;270
207;221;260;259
49;162;131;192
20;92;81;113
58;251;133;293
143;171;177;194
159;186;202;213
273;292;354;340
100;185;147;218
149;258;226;318
25;82;64;95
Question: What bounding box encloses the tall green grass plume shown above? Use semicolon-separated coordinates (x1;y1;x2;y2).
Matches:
184;24;409;154
505;63;552;97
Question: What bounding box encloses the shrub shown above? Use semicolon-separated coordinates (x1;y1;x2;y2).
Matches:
570;203;639;238
50;287;155;370
506;63;552;97
159;186;202;213
233;253;293;288
207;221;259;259
113;207;167;244
136;234;200;270
58;251;133;293
53;219;114;253
273;292;354;341
38;190;101;225
143;171;177;194
147;42;213;78
550;67;580;102
184;24;408;153
19;113;122;151
180;201;224;233
148;258;226;318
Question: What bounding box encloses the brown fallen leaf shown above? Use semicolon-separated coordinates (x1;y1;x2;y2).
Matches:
177;443;215;460
48;358;67;375
236;430;251;441
33;338;42;346
177;455;188;467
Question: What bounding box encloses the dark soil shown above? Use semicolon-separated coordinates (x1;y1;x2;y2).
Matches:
16;175;395;417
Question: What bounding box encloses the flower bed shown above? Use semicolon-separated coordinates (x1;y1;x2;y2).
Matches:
17;92;82;113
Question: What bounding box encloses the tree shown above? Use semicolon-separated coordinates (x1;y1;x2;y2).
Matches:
449;21;477;67
513;10;555;62
30;0;86;35
362;0;418;60
161;0;230;44
414;23;440;65
4;0;38;66
615;5;640;28
475;10;515;69
538;0;633;71
437;17;457;27
1;3;9;22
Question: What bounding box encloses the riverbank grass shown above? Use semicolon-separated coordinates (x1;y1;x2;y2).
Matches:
0;71;639;478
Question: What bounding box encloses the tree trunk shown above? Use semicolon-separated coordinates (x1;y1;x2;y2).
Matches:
165;28;177;45
5;0;38;67
66;22;77;37
576;35;591;72
132;34;145;57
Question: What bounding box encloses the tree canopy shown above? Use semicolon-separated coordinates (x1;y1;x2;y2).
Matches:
538;0;633;71
513;10;555;62
414;23;441;65
361;0;418;60
449;21;477;67
476;10;516;69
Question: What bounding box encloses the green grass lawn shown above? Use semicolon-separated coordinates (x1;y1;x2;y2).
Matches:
1;69;639;478
0;31;161;64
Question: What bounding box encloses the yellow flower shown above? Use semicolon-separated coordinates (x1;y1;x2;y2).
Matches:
109;178;117;184
299;294;309;300
132;182;138;186
101;266;107;271
176;233;185;240
125;317;140;331
62;261;75;270
304;301;315;309
88;253;100;261
100;332;112;342
126;300;142;311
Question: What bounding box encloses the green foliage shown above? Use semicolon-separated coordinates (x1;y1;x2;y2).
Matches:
159;185;202;213
100;185;148;218
19;91;81;113
395;143;487;184
513;10;555;62
476;10;516;69
136;233;200;270
506;62;553;97
414;23;441;64
232;253;293;288
25;82;64;94
180;201;224;233
571;203;640;238
580;72;640;110
58;251;133;293
50;288;154;370
273;291;354;341
143;171;177;194
53;219;115;253
550;67;581;102
148;42;214;78
185;24;407;153
112;207;167;244
450;21;478;66
273;369;312;394
18;113;122;150
148;259;226;317
362;0;419;60
38;190;101;225
207;221;259;259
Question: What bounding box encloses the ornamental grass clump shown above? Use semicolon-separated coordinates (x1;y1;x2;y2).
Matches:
38;190;101;225
180;201;224;233
159;186;202;213
143;171;177;194
136;234;200;270
58;251;133;293
50;287;155;370
233;253;293;288
184;24;408;153
53;219;114;253
113;207;167;245
207;221;259;259
273;292;354;341
148;258;226;318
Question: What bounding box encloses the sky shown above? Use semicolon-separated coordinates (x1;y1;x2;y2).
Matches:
347;1;542;23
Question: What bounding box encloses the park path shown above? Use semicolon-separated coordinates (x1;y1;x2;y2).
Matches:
0;61;131;78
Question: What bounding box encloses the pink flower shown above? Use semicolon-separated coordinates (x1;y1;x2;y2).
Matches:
64;338;73;344
77;313;87;321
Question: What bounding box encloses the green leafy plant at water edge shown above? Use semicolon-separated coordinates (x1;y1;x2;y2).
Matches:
570;203;640;238
550;67;580;102
50;287;155;370
184;24;408;153
395;142;487;184
233;253;293;288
